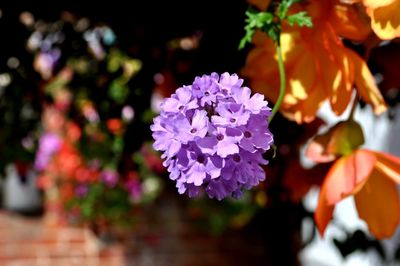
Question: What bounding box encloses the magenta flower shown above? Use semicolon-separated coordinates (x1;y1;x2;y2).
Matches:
151;73;273;200
75;183;88;198
34;132;62;171
125;179;142;202
101;169;119;187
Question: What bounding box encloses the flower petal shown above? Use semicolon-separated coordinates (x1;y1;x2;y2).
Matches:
354;166;400;239
162;98;180;112
191;110;208;131
217;141;239;158
176;86;192;103
167;140;181;157
196;136;218;155
348;50;387;114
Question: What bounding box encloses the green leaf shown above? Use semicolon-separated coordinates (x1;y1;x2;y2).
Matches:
239;0;313;48
266;24;280;44
112;136;124;154
246;11;273;28
108;79;129;104
82;203;93;218
141;109;157;124
44;75;70;94
278;0;293;19
107;49;124;73
123;59;142;79
239;9;274;50
239;28;255;50
287;12;313;27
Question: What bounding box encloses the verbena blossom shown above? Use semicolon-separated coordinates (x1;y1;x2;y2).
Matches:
125;177;142;202
151;72;273;200
75;183;88;198
101;169;119;187
34;132;62;171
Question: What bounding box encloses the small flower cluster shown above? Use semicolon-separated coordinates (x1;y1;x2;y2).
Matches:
151;73;273;200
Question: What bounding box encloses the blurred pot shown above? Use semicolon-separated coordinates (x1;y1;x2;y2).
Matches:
2;163;43;215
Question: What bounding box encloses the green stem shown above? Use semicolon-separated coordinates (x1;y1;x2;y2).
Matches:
268;42;286;124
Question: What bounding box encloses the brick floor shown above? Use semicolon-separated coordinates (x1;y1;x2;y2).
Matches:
0;211;126;266
119;194;269;266
0;193;271;266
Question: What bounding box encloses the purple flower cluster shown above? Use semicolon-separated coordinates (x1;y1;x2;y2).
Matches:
101;169;119;187
151;73;273;200
34;132;61;171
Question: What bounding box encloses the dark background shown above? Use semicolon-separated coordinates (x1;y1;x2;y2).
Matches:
0;0;248;75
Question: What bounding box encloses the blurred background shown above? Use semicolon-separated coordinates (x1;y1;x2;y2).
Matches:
1;0;400;265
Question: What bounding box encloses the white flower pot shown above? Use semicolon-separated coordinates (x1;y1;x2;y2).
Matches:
2;163;43;215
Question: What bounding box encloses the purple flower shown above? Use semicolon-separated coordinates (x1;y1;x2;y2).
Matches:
185;145;222;186
192;74;220;106
35;48;61;79
125;179;142;202
151;116;181;158
34;132;62;171
174;110;209;144
75;183;88;198
219;73;243;92
162;86;198;113
197;126;242;158
101;169;119;187
238;115;273;153
232;86;269;114
151;72;273;200
212;103;250;127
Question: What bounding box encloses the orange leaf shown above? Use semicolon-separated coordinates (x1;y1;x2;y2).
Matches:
348;50;387;114
363;0;396;9
305;132;337;163
324;150;376;205
368;0;400;40
329;46;354;115
326;121;365;156
354;166;400;239
374;150;400;183
331;2;371;41
247;0;271;10
305;120;364;162
315;185;335;237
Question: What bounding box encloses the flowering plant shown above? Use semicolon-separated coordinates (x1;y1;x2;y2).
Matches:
151;73;273;200
28;15;163;229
